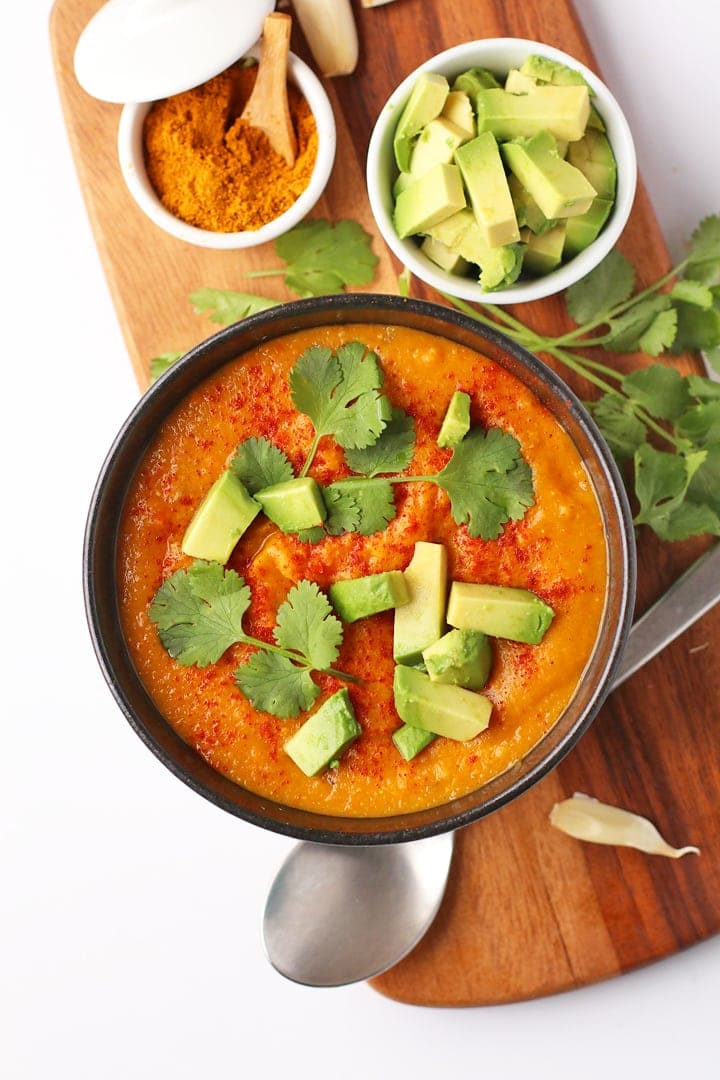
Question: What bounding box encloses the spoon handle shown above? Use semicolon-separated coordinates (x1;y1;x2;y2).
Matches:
612;543;720;690
241;13;297;166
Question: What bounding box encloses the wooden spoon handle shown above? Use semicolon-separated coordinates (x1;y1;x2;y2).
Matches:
242;13;297;167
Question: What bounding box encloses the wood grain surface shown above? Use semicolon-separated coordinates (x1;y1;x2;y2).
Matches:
51;0;719;1006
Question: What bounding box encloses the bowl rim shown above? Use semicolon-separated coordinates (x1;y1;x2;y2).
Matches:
117;47;337;250
366;37;638;305
83;294;636;844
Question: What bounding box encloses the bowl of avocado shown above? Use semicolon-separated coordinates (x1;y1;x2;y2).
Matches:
366;38;637;305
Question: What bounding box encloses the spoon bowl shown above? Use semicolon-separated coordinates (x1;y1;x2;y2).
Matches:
263;831;455;987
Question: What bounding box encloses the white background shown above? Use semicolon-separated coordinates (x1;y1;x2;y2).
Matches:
4;2;719;1077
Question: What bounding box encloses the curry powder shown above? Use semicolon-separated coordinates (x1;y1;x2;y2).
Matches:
143;62;318;232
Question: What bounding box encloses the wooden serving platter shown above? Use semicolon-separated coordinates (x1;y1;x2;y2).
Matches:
51;0;719;1006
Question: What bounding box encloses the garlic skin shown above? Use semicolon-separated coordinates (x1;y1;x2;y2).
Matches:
549;793;700;859
291;0;359;77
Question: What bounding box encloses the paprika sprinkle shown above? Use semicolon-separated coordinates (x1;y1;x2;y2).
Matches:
143;61;318;232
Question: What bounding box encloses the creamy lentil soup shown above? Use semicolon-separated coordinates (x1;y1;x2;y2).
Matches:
118;324;607;816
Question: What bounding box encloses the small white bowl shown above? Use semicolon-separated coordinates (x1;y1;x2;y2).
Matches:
366;38;637;304
118;47;336;249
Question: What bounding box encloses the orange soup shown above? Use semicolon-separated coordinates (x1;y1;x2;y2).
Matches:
118;324;607;816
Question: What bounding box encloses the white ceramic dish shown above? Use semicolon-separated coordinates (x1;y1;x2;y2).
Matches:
366;38;637;305
117;47;336;250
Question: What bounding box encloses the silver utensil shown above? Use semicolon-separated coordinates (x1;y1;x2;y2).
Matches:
263;537;720;988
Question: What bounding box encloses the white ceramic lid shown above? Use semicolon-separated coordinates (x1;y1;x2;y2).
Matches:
74;0;275;103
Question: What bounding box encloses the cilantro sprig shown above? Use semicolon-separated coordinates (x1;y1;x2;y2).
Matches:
441;214;720;542
245;218;379;297
149;562;357;719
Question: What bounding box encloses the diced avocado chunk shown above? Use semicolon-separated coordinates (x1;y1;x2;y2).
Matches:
328;570;410;623
520;222;567;276
393;72;450;172
563;196;613;257
447;582;555;644
508;173;558;235
504;68;538;95
393;171;414;198
393;163;466;239
587;104;606;132
437;390;471;448
181;470;261;563
475;84;591;143
519;55;592;91
441;90;476;140
393;665;492;740
255;476;326;533
454;132;520;248
452;67;501;95
566;128;617;199
422;628;492;690
409;117;468;178
392;723;436;761
501;130;596;219
283;689;361;777
393;541;448;665
427;209;523;291
420;235;470;275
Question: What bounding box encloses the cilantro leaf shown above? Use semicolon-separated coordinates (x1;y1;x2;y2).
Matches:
290;341;387;451
322;484;361;535
343;407;416;476
273;580;343;670
230;436;294;494
672;290;720;353
684;215;720;285
260;219;379;297
676;402;720;447
603;296;674;354
565;248;635;323
633;445;710;539
325;478;397;535
235;651;320;718
588;393;647;461
703;344;720;375
149;562;251;666
433;428;535;540
190;288;280;325
150;351;183;382
670;279;714;308
687;446;720;515
295;526;327;544
688;374;720;400
638;307;679;356
621;365;690;421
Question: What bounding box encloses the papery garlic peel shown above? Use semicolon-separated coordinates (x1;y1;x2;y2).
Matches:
549;793;700;858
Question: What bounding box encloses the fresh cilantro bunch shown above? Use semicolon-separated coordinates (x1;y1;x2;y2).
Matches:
442;215;720;542
148;562;354;719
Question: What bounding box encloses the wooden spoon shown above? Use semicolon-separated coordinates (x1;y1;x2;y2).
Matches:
241;13;297;167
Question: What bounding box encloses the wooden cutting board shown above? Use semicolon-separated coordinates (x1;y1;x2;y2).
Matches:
51;0;719;1006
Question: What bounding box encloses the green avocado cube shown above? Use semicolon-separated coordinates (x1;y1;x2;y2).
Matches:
566;128;617;199
452;67;501;95
475;84;591;143
508;173;558;235
519;55;591;90
563;196;613;257
520;222;567;276
393;72;450;172
447;582;555;644
420;235;470;275
501;130;597;219
392;723;436;761
181;470;261;563
328;570;410;623
437;390;471;448
393;541;448;665
409;117;469;178
504;68;539;95
454;132;520;248
440;90;476;140
393;163;466;239
255;477;326;533
422;628;493;690
393;665;492;741
284;689;361;777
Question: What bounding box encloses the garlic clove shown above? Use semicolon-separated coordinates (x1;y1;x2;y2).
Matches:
549;793;700;859
290;0;359;77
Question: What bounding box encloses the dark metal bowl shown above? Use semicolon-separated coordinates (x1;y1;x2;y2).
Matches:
83;294;636;844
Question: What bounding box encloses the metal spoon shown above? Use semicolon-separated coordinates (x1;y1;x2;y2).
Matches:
263;542;720;987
